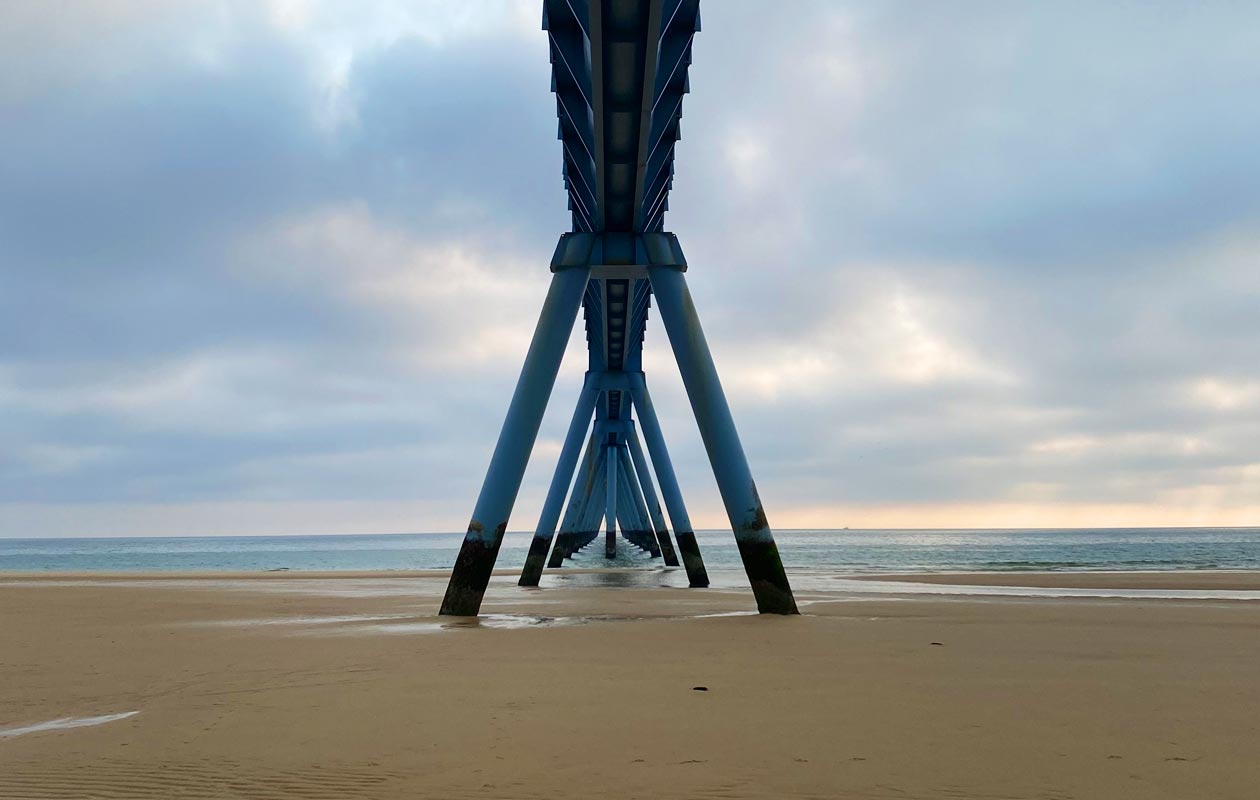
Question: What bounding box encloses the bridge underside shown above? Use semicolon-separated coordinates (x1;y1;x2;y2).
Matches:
439;1;797;616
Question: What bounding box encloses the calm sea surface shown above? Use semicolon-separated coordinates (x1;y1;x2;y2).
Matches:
2;528;1259;573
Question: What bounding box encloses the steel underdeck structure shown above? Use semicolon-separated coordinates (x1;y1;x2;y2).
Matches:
440;0;797;616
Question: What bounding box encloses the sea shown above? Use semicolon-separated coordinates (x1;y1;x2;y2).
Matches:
3;527;1260;574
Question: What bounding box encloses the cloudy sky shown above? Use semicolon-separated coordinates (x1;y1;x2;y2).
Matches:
3;1;1259;537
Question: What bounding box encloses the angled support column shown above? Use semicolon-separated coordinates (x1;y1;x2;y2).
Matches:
439;267;591;616
613;468;641;551
604;442;618;558
561;435;599;559
619;444;660;556
627;427;680;566
548;433;598;567
617;454;650;553
647;266;797;614
613;451;645;551
575;455;609;556
616;505;648;552
628;374;709;587
615;456;654;554
519;378;600;585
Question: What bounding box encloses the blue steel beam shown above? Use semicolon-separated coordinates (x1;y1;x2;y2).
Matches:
628;374;708;587
545;433;598;569
619;443;650;551
615;474;651;553
604;440;618;558
646;266;797;614
520;377;601;586
582;454;609;552
614;445;644;550
614;449;651;552
566;449;606;559
627;425;679;565
439;266;591;616
619;444;660;556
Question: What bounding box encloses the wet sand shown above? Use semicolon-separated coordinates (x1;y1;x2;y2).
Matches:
2;570;1259;799
857;570;1260;591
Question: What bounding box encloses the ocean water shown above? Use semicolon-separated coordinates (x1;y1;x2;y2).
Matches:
2;528;1259;574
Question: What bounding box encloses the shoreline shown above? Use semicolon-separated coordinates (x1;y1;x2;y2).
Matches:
5;565;1260;577
0;567;644;582
7;569;1260;611
7;566;1260;597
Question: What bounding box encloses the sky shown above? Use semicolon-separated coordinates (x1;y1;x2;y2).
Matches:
2;1;1259;537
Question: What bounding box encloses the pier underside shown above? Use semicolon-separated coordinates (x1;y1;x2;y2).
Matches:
439;1;796;616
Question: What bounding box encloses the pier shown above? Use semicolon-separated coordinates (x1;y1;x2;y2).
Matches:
440;0;796;616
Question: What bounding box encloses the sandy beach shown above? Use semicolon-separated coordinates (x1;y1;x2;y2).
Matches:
3;570;1259;799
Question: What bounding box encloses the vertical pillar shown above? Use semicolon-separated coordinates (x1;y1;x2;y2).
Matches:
647;266;797;614
604;441;618;558
627;426;680;566
519;379;600;585
439;267;591;616
619;444;660;556
628;375;709;587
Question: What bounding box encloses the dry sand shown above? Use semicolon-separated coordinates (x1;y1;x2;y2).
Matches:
2;570;1259;799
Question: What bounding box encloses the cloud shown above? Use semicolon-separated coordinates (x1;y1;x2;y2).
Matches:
2;0;1259;535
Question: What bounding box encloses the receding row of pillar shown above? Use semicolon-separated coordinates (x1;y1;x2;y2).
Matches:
520;376;707;587
439;262;796;616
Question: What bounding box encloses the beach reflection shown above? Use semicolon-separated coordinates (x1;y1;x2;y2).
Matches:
538;567;687;589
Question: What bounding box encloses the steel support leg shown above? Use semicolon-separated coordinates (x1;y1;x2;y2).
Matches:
620;445;660;556
647;267;797;614
519;379;600;585
604;443;617;558
547;433;598;568
615;504;647;552
615;458;653;553
627;427;680;566
613;469;638;551
439;267;591;616
628;375;709;587
613;453;641;550
615;464;646;552
575;456;608;556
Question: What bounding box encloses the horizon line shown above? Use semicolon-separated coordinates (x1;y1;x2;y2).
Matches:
3;524;1259;541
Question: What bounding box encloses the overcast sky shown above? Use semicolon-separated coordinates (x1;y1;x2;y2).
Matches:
3;1;1259;537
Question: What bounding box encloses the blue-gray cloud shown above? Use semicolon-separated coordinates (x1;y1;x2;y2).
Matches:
2;1;1259;534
